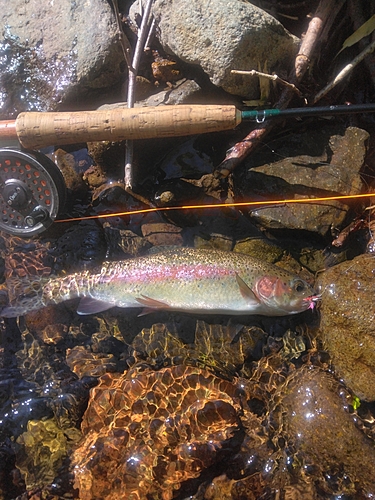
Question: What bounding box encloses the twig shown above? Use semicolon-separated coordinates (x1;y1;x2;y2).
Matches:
145;18;156;51
231;69;302;97
125;0;154;190
214;0;345;178
312;38;375;104
331;218;366;247
111;0;132;69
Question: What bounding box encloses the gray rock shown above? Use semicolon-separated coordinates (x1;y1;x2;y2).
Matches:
0;0;123;115
130;0;299;98
241;126;368;236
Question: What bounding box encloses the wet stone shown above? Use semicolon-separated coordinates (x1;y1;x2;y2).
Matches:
16;417;74;491
276;367;375;496
131;321;267;376
66;346;118;378
240;126;368;236
82;164;108;189
233;237;284;263
194;233;233;251
49;222;107;274
317;254;375;401
71;364;243;500
0;0;123;117
104;227;152;258
1;236;52;279
141;222;184;246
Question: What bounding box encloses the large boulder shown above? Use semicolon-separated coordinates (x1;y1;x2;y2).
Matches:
131;0;299;98
0;0;124;116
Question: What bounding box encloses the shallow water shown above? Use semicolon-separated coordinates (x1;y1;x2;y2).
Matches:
1;1;375;497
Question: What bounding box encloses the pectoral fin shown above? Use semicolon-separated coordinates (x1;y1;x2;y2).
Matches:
235;274;261;303
136;295;171;309
77;297;114;315
136;295;172;317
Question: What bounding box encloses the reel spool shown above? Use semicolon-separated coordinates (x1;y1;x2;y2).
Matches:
0;148;66;236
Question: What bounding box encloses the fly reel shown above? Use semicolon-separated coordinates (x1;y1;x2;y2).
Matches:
0;148;66;236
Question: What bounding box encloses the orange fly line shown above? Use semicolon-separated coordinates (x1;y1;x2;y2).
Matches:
55;192;375;223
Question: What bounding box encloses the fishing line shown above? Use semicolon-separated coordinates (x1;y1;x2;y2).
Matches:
55;192;375;223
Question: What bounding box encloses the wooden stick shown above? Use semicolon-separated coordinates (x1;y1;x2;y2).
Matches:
125;0;154;189
231;69;302;97
313;38;375;103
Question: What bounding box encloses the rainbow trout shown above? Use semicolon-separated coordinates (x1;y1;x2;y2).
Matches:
1;248;318;318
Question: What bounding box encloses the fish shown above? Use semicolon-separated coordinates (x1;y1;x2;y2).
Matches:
0;247;319;318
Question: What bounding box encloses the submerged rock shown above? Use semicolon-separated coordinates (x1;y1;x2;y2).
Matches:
131;0;298;99
141;222;184;246
72;364;243;500
274;367;375;496
16;418;74;491
241;126;368;236
317;254;375;401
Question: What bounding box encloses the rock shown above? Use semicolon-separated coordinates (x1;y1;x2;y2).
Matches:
16;418;72;490
0;0;123;116
2;236;51;279
130;0;298;98
131;321;267;376
50;223;107;274
317;254;375;401
104;227;152;257
72;365;243;500
141;221;183;246
241;126;368;236
233;238;284;263
53;149;88;193
194;233;233;251
66;346;118;378
276;367;375;496
158;136;214;179
82;164;108;189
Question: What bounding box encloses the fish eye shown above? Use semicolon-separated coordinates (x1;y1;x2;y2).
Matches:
293;279;306;293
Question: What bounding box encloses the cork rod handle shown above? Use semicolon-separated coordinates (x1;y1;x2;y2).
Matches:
14;104;241;149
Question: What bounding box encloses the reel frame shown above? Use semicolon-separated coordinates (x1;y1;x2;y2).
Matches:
0;148;66;236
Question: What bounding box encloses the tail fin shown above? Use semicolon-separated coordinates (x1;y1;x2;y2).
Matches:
0;276;48;318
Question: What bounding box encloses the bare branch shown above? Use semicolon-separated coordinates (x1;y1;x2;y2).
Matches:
125;0;154;190
231;69;303;97
111;0;132;69
312;38;375;104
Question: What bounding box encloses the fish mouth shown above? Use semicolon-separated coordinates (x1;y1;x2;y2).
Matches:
304;294;322;310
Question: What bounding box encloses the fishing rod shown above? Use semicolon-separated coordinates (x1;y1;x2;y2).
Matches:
0;102;374;237
1;103;375;149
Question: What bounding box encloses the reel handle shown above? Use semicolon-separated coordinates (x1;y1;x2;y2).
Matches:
14;105;241;149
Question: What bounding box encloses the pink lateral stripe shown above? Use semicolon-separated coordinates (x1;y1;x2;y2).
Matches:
106;264;235;284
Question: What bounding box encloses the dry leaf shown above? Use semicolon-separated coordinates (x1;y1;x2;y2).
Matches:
337;14;375;56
